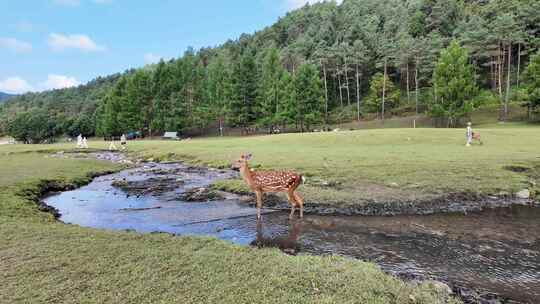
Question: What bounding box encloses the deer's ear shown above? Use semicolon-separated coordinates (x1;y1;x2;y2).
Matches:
246;153;252;160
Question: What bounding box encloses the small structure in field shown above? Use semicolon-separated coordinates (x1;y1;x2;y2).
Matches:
162;132;179;140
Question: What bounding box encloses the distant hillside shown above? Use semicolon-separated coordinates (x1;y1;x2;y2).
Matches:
2;0;540;137
0;92;15;103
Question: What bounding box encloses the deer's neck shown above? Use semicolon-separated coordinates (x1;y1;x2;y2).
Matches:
239;163;255;187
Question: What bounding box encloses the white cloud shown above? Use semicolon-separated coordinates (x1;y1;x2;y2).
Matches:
285;0;342;10
144;53;162;64
52;0;80;6
39;74;81;90
0;37;32;53
48;33;106;52
0;77;34;94
0;75;81;94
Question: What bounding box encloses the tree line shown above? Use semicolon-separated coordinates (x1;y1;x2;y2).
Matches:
95;48;325;137
2;0;540;141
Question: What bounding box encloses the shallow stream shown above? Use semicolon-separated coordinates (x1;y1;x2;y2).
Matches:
43;162;540;303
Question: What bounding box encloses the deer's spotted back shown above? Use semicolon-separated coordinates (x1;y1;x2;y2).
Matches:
251;171;301;192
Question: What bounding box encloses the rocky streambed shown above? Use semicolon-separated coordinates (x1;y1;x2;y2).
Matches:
42;152;540;304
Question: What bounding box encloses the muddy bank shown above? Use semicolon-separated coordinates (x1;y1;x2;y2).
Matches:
235;190;538;217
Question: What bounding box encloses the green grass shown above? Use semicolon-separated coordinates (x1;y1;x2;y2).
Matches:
144;126;537;205
330;102;530;130
0;153;120;220
3;125;539;206
2;125;538;303
0;151;457;303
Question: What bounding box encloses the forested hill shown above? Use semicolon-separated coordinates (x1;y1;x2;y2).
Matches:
2;0;540;141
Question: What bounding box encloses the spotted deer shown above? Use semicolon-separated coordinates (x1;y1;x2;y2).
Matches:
472;131;483;145
232;153;305;219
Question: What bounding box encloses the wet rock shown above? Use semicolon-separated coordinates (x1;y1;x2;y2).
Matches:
184;166;208;174
180;187;224;202
119;206;162;211
516;189;530;199
37;201;61;218
238;195;254;204
112;177;184;196
111;180;129;188
147;167;180;175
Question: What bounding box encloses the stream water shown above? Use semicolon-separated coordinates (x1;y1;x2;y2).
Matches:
43;162;540;303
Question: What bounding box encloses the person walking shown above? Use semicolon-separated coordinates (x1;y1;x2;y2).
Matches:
108;138;118;151
82;137;89;149
466;122;473;147
76;134;83;148
120;134;127;151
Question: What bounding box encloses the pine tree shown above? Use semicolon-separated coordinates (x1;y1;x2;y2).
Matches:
206;54;233;136
365;73;400;118
294;63;324;131
432;41;478;127
230;49;258;127
257;47;285;131
275;70;296;128
100;77;127;136
121;69;152;133
524;50;540;116
491;13;521;121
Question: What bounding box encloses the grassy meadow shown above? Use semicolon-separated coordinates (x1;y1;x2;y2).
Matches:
7;124;536;207
0;149;459;303
2;125;539;303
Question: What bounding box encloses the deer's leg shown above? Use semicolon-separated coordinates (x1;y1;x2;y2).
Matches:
255;190;263;219
287;191;296;219
293;192;304;218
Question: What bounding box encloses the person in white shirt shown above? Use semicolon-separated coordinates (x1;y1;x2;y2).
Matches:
466;122;473;147
108;138;118;151
120;134;127;151
76;134;83;148
82;137;89;149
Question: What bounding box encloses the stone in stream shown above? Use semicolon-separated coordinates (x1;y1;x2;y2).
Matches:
179;187;224;202
111;177;184;196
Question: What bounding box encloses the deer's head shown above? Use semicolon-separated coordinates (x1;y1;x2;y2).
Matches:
231;153;252;171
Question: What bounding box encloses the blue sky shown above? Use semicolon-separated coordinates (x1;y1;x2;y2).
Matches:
0;0;332;94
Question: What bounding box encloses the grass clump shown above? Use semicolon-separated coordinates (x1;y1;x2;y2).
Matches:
211;179;251;195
